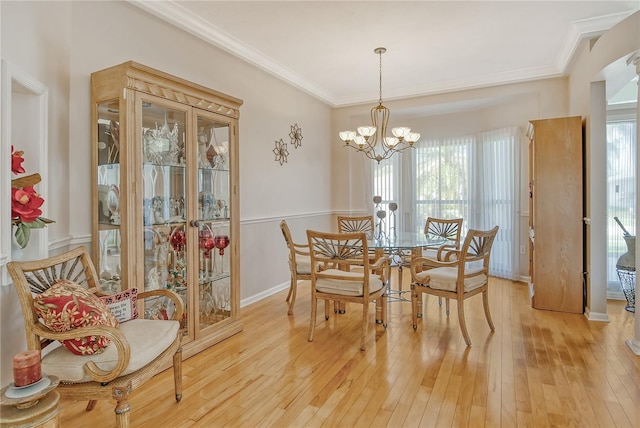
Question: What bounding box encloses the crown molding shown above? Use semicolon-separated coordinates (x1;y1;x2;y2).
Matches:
128;0;336;105
555;11;635;73
128;1;635;107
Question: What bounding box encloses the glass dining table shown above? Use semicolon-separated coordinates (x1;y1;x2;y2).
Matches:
368;232;453;302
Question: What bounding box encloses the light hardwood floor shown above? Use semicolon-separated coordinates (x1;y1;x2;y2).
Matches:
60;271;640;427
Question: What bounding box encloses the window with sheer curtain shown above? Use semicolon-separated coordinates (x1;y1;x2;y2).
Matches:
606;118;637;297
373;126;521;280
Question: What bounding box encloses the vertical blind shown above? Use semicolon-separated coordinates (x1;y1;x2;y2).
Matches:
374;126;521;279
606;119;637;292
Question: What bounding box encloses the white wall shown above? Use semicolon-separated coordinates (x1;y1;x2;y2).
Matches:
1;0;333;386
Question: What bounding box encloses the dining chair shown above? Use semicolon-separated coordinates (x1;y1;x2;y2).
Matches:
306;230;389;351
410;225;499;346
397;217;464;297
422;217;463;260
7;246;184;428
280;219;312;315
336;215;376;313
336;215;375;238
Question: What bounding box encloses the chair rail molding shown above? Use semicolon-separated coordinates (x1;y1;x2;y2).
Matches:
1;60;49;286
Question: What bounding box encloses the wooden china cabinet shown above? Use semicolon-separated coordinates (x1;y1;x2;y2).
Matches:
91;62;243;358
527;116;584;314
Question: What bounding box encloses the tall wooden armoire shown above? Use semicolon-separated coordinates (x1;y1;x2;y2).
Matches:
528;116;584;313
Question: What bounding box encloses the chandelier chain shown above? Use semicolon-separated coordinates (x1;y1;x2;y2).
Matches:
378;49;383;105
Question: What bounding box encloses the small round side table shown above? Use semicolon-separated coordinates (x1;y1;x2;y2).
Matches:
0;375;60;428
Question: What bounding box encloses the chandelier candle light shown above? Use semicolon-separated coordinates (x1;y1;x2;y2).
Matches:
339;47;420;163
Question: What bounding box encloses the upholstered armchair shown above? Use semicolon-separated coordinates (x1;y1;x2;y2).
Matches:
7;246;184;428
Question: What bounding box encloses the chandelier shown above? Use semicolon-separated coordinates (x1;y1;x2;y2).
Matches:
339;47;420;164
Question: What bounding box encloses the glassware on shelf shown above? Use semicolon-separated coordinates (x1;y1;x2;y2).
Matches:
106;184;121;225
143;112;182;165
199;285;214;323
169;196;185;221
214;235;230;274
170;226;186;252
198;225;215;278
199;192;214;220
197;126;212;168
211;281;230;321
215;199;227;219
169;225;187;287
151;196;166;225
210;127;229;169
144;227;170;291
106;120;120;164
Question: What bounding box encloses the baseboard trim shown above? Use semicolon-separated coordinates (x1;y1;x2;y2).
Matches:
626;338;640;355
519;275;530;284
241;281;289;308
584;307;610;322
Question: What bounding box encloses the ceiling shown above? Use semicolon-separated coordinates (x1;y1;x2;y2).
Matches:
129;1;639;107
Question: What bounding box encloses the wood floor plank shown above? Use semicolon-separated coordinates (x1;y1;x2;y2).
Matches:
55;274;640;428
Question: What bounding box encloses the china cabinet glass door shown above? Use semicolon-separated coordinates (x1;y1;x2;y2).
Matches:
96;100;122;295
138;96;190;336
194;112;232;336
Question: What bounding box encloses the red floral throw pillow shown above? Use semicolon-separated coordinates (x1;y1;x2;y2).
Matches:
100;288;138;323
33;279;119;355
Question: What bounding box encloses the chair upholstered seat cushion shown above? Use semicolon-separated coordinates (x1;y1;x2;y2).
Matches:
421;248;439;259
315;269;384;296
293;255;312;275
42;318;180;383
421;247;458;262
414;266;487;292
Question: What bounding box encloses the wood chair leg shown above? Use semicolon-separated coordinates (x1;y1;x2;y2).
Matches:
416;287;423;318
287;277;297;315
285;275;293;303
482;290;495;331
360;301;369;351
308;297;317;342
457;299;471;346
445;298;450;316
381;294;388;328
324;300;330;320
113;382;132;428
438;296;442;307
173;345;183;402
411;285;419;330
86;400;97;411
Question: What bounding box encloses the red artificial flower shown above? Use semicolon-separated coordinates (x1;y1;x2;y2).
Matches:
11;145;26;174
11;185;44;223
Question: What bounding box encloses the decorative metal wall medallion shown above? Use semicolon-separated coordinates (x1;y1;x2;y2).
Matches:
289;123;303;149
273;138;289;165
